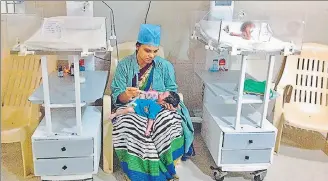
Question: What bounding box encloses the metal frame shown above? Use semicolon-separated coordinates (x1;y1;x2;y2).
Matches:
40;54;84;135
11;15;110;135
191;19;301;129
234;54;275;129
192;28;287;129
23;47;107;135
1;1;20;14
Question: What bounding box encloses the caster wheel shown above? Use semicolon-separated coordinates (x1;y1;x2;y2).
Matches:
252;169;267;181
214;172;225;181
253;175;263;181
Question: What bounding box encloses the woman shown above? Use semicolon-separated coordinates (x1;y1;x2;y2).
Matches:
111;24;194;181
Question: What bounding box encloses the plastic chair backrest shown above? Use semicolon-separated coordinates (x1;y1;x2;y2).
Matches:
278;43;328;107
108;41;164;90
1;55;57;107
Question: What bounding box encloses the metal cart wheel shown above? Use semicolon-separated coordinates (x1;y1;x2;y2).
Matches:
253;175;263;181
211;166;227;181
252;170;267;181
213;171;225;181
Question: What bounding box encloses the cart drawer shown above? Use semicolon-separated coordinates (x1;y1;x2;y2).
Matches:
34;157;94;176
33;138;93;158
221;149;271;164
223;132;275;149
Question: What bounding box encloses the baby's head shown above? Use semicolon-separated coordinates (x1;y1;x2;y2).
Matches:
158;91;180;108
240;21;255;32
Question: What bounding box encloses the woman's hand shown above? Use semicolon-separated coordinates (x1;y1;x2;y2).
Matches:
126;87;139;99
118;87;140;103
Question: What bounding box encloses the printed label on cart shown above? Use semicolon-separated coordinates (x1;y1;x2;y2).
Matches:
42;18;62;39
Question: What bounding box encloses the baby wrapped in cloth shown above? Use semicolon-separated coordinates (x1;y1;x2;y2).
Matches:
109;90;180;136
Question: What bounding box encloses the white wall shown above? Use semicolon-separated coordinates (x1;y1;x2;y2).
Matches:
93;1;209;60
1;1;66;50
94;1;328;60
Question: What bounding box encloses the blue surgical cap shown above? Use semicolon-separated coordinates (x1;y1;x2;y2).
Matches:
137;24;161;47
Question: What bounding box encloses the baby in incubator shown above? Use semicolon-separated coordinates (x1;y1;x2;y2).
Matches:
230;21;255;40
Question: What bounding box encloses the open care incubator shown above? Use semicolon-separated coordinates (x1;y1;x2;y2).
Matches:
9;14;112;181
190;2;305;181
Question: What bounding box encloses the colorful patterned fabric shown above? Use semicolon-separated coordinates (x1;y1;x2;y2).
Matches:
113;107;184;181
132;62;154;91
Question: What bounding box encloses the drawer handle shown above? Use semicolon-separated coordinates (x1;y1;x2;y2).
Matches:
62;165;67;170
245;156;250;160
248;140;253;144
61;147;66;151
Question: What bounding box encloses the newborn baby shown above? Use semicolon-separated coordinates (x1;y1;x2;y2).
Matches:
109;91;180;136
230;21;255;40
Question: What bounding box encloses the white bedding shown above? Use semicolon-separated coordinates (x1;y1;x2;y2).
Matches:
20;16;107;51
199;20;292;52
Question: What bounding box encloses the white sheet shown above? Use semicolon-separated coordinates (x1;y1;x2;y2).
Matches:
21;16;107;51
199;20;292;52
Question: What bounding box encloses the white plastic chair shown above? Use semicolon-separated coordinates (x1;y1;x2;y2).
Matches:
273;43;328;153
1;54;57;177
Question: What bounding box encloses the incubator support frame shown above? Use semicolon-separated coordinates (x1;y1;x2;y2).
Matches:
196;51;279;181
234;54;275;129
193;34;300;181
40;54;88;135
13;49;109;181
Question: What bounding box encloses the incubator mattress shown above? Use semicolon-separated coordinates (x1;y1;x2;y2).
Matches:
198;20;292;52
20;16;107;51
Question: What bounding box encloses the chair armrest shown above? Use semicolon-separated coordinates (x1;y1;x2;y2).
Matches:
102;95;114;173
273;85;293;127
27;104;42;133
273;88;284;127
103;95;111;121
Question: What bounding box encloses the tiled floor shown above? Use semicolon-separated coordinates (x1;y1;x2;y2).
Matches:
2;125;328;181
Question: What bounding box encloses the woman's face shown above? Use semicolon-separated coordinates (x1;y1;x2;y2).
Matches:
136;44;159;65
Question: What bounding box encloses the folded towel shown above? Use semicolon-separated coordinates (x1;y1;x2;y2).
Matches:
244;79;273;98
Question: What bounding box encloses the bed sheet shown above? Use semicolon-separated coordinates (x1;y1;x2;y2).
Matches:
199;20;291;52
21;16;107;51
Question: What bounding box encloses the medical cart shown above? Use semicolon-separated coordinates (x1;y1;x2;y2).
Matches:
190;10;304;181
10;16;110;181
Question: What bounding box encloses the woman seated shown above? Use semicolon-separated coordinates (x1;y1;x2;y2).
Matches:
110;24;194;181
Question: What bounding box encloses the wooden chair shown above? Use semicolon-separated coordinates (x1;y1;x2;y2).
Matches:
1;54;57;177
273;43;328;154
102;41;183;174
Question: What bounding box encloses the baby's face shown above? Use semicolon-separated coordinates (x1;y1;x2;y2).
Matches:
157;91;170;103
245;24;255;32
